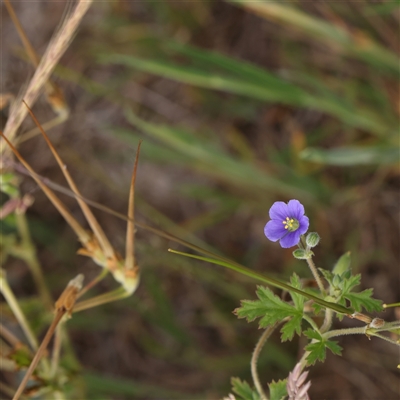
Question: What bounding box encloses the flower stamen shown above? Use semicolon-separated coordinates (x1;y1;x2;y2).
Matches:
283;217;299;232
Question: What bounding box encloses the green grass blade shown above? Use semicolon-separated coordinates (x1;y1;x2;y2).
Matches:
227;0;399;75
99;53;312;106
300;146;399;166
168;249;354;315
100;53;395;136
124;108;319;202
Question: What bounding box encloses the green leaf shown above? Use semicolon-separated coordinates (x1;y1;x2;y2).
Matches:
234;282;304;341
319;269;383;316
235;286;296;323
340;274;383;313
344;289;383;313
325;339;343;356
304;329;343;365
231;377;260;400
280;315;303;342
289;274;306;311
268;379;288;400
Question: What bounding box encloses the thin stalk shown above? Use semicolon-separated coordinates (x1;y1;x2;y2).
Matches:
303;314;320;333
13;310;65;400
323;326;372;339
299;238;325;294
305;256;325;295
0;338;12;353
0;355;17;372
323;326;399;346
320;308;333;333
368;332;400;346
14;212;53;308
0;382;28;400
50;323;63;378
73;287;129;313
0;323;23;348
76;269;109;299
383;302;400;308
371;320;400;333
251;323;279;400
0;269;38;351
2;0;92;148
13;274;82;400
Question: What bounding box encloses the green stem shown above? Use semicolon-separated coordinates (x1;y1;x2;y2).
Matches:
368;332;400;346
323;326;370;339
372;320;400;332
383;302;400;308
251;323;279;400
14;212;53;308
305;256;325;295
50;323;63;378
73;287;129;313
77;268;109;299
0;269;38;351
303;314;320;333
320;308;333;333
299;238;325;294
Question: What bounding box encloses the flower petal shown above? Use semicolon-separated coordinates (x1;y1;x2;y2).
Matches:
298;215;309;235
269;201;288;221
287;199;305;219
264;220;287;241
279;230;301;248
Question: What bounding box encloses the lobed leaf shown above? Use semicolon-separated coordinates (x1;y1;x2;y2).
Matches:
231;377;260;400
268;379;288;400
235;278;304;341
304;329;342;365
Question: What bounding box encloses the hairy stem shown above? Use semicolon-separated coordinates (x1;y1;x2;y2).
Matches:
251;323;279;400
323;326;371;339
320;308;333;333
305;256;325;295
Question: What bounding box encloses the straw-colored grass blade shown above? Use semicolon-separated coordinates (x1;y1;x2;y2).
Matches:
0;131;91;246
23;102;115;260
1;0;92;150
125;141;142;271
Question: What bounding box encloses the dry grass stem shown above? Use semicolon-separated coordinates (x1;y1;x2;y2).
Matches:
12;274;83;400
1;0;92;153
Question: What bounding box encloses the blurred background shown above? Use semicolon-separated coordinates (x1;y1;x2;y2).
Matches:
1;1;399;399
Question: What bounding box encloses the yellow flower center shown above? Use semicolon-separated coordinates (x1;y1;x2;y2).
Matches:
282;217;299;232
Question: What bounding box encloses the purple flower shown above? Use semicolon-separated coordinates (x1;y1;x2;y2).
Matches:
264;200;309;248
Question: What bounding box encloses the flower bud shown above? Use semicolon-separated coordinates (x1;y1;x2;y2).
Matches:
293;249;312;260
333;251;351;275
306;232;320;248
